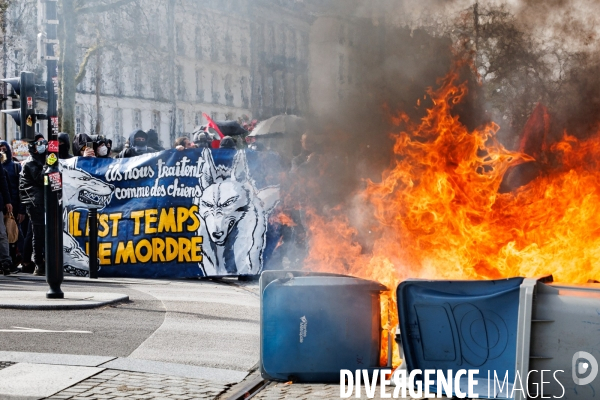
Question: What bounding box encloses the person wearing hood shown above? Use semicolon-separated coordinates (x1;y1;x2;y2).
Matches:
219;136;236;149
118;130;155;158
146;129;164;151
193;131;212;148
57;132;73;159
89;135;111;158
0;141;26;273
72;133;97;158
19;134;48;276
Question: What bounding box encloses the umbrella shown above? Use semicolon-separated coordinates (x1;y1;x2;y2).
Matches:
248;114;306;137
214;120;248;136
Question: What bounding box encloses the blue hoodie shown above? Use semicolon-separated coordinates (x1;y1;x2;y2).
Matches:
0;141;23;215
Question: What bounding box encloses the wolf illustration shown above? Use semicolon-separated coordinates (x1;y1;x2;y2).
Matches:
61;163;114;276
196;148;279;276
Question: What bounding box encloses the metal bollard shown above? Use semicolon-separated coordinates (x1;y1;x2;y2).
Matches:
88;209;98;279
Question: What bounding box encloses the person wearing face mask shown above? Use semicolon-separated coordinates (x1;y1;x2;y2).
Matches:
57;132;73;159
72;133;96;158
91;136;110;158
19;134;48;276
146;129;165;151
117;129;155;158
0;141;27;273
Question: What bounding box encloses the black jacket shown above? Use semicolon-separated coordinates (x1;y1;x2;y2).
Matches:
58;132;73;159
117;130;155;158
146;129;165;151
0;140;23;214
19;152;45;206
72;133;93;157
0;162;11;213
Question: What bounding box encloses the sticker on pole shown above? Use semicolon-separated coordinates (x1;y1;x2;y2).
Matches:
26;115;33;127
48;140;59;153
27;97;32;109
47;153;58;166
48;171;61;192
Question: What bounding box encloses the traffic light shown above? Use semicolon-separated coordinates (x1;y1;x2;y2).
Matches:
1;71;37;140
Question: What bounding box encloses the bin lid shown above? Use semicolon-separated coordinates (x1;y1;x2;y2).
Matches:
397;278;523;398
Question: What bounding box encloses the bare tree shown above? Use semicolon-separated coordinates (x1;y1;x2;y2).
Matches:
57;0;168;140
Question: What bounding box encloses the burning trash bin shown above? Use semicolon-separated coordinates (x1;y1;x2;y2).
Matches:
396;276;600;399
260;270;387;382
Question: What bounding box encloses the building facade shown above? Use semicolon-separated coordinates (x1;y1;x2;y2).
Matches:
1;0;312;149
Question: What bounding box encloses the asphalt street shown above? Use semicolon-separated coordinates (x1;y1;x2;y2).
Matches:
0;277;166;357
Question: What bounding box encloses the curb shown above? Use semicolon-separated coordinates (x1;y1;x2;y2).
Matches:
0;293;129;310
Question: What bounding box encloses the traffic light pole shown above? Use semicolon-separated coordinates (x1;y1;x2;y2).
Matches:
43;0;63;299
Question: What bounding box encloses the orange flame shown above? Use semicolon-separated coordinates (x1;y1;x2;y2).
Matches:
303;69;600;367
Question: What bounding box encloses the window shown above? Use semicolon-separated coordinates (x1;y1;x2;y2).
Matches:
209;30;218;61
113;59;123;96
177;65;185;101
224;112;233;120
177;108;184;135
152;66;163;99
150;14;160;46
134;68;142;97
240;37;248;66
211;70;220;103
114;109;122;137
152;111;161;133
133;109;141;129
195;27;202;59
224;73;233;106
241;76;249;109
176;23;185;56
211;112;218;121
224;33;232;62
196;69;204;101
194;112;202;127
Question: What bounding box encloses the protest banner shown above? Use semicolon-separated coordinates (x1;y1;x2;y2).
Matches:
61;148;282;278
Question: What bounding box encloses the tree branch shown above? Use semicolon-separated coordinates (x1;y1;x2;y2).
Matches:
75;44;103;85
76;0;136;15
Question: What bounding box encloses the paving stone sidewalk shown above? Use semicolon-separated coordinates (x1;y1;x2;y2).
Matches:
0;361;15;370
47;369;231;400
252;381;452;400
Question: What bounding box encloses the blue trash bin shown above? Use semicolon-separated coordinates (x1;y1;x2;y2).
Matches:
260;270;387;382
397;277;524;398
397;277;600;399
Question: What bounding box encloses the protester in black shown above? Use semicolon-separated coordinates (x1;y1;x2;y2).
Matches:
0;141;26;273
117;130;155;158
193;131;212;148
146;129;165;151
58;133;73;159
19;134;47;276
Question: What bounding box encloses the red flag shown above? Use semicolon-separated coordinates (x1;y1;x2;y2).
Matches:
203;113;224;149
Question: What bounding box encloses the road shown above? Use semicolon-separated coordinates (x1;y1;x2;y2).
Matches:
0;275;260;372
0;278;165;356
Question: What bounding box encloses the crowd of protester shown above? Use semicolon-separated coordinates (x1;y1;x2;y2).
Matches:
0;117;322;276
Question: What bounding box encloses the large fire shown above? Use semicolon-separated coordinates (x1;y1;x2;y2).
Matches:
301;69;600;367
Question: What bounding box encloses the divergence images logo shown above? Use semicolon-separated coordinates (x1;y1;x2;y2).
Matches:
572;351;598;386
